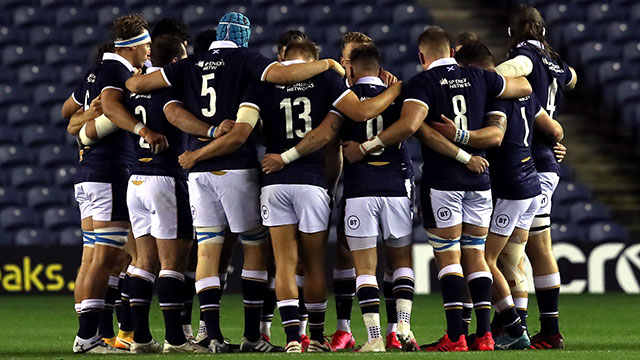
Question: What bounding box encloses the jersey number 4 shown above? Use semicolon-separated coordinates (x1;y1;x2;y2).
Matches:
280;97;311;139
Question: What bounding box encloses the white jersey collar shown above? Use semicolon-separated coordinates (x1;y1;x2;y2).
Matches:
427;57;458;70
355;76;385;86
209;40;239;50
102;52;135;73
145;66;161;74
517;40;544;49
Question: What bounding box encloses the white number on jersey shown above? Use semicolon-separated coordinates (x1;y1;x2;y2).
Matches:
84;90;90;111
135;105;150;149
280;97;312;139
201;73;217;117
520;106;530;147
546;78;558;118
366;115;384;155
452;95;468;130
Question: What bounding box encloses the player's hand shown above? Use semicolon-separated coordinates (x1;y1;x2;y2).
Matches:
342;140;365;164
388;80;403;98
262;153;285;174
140;128;169;154
178;150;198;170
326;58;346;78
466;155;489;174
133;67;143;76
431;114;457;141
87;96;103;119
379;68;398;86
554;142;567;162
215;119;235;138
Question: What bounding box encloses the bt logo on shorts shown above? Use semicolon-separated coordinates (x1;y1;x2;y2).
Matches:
540;194;549;207
261;205;269;220
191;206;197;220
347;215;360;230
437;207;451;221
495;214;510;228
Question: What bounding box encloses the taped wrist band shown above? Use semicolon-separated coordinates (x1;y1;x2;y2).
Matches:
208;126;217;138
455;148;471;164
280;147;301;165
361;136;385;154
454;128;470;145
133;122;145;135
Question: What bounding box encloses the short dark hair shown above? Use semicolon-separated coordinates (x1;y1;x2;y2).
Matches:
94;40;114;65
112;14;149;43
277;30;308;53
454;32;480;50
151;17;190;42
349;45;380;73
194;28;217;54
454;41;495;69
417;26;450;55
284;39;319;61
151;35;186;67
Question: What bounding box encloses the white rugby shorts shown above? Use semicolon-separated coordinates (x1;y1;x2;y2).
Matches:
424;189;493;229
490;196;541;237
188;169;262;233
535;172;560;216
74;180;128;222
260;184;330;233
126;175;192;240
344;196;413;251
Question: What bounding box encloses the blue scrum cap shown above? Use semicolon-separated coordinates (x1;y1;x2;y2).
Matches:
217;12;251;48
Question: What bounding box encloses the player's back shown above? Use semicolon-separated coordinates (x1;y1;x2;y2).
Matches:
244;66;349;188
341;77;412;199
406;58;505;191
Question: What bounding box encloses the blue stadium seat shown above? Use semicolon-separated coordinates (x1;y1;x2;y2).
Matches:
11;166;50;188
49;104;68;127
291;0;315;8
225;4;265;24
392;3;432;26
408;24;431;43
39;145;77;168
15;228;56;246
381;43;414;66
60;64;85;87
604;22;640;44
0;26;26;46
587;3;625;24
41;0;79;8
553;181;592;204
97;5;131;27
570;201;611;225
33;84;70;106
401;62;423;82
368;24;407;45
550;201;571;223
59;227;82;246
0;186;23;208
2;45;39;67
560;22;595;49
252;0;281;7
53;166;77;187
0;145;32;167
72;25;108;47
17;65;57;87
14;6;54;27
0;207;39;231
318;43;339;59
352;5;388;26
44;45;82;67
591;61;629;89
335;0;361;7
543;3;583;26
22;125;62;146
257;43;278;60
0;84;28;106
84;0;121;7
182;5;219;29
631;2;640;23
1;0;37;9
378;0;407;6
615;80;640;108
550;223;585;243
248;25;275;47
575;41;619;67
0;126;18;145
141;5;177;25
0;231;13;246
124;0;161;10
27;186;67;209
622;41;640;65
324;25;351;46
7;104;46;127
587;221;629;243
266;4;306;26
30;26;70;46
43;207;79;230
308;4;345;25
57;6;96;28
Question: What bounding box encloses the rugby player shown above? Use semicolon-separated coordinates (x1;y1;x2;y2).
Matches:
496;5;577;349
343;26;532;352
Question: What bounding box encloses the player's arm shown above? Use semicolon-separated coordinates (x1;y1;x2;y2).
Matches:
68;96;102;136
565;66;578;90
125;71;169;93
263;59;345;84
324;134;343;196
164;101;217;138
495;55;533;78
430;113;506;149
101;88;168;152
178;105;258;170
262;111;344;174
534;108;564;143
61;94;82;120
499;76;532;99
334;81;402;122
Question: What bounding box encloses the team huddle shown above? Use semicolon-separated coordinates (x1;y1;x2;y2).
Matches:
60;4;577;354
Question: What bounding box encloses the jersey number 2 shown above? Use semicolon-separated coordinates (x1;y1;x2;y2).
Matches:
135;105;150;149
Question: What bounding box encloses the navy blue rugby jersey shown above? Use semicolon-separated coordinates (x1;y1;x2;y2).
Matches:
241;61;351;188
71;52;135;184
161;40;277;172
486;94;542;200
509;41;573;174
123;69;187;180
404;57;506;191
340;76;412;199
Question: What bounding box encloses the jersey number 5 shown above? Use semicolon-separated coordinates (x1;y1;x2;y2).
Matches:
280;97;311;139
201;73;216;117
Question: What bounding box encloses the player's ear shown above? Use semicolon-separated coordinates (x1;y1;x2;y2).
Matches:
449;47;455;58
418;51;425;66
349;65;354;80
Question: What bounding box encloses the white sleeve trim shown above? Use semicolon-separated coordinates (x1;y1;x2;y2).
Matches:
495;74;506;98
535;107;545;118
101;86;123;93
160;68;172;87
71;92;82;106
239;102;260;112
485;110;507;118
404;98;429;110
163;99;183;111
565;68;575;87
329;109;343;119
332;89;353;107
260;61;279;82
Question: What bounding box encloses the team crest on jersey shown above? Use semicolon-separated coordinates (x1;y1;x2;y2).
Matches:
87;74;96;83
495;214;511;229
347;215;360;230
436;207;452;221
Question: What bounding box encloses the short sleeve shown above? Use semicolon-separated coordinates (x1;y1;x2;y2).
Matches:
100;66;131;93
529;92;545;118
239;80;262;112
483;70;506;98
159;88;183;111
71;82;84;106
161;57;191;87
403;76;430;110
560;61;574;87
241;49;278;82
485;99;508;120
326;72;352;108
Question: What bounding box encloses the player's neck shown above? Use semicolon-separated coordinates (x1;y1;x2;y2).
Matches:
114;50;136;68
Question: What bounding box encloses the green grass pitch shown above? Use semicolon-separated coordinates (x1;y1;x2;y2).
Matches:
1;293;638;359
